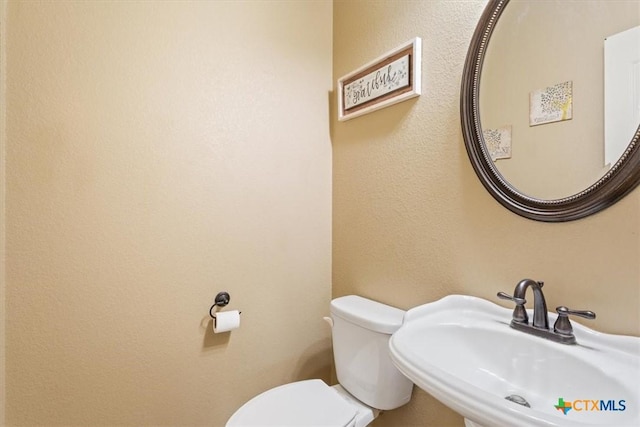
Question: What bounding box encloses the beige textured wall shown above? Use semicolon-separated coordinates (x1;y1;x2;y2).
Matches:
4;1;332;426
333;1;640;427
1;0;6;422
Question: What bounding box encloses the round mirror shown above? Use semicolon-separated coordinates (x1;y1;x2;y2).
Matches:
461;0;640;222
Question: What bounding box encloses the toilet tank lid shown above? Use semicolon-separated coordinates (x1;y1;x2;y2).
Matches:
330;295;405;334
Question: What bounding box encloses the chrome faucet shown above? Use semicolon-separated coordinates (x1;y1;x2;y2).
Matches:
498;278;595;345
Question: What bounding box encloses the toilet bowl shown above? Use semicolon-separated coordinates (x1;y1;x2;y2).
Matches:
226;295;414;427
226;380;377;427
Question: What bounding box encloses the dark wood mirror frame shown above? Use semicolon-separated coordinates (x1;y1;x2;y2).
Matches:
461;0;640;222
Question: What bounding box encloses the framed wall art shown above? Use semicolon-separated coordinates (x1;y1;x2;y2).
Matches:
529;80;573;126
337;38;422;121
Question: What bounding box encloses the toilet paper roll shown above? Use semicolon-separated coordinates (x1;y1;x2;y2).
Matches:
213;310;240;333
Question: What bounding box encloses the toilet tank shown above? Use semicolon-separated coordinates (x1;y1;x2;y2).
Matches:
330;295;413;410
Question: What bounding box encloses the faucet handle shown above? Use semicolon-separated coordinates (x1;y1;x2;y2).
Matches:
497;291;528;324
553;306;596;337
497;291;526;305
556;306;596;320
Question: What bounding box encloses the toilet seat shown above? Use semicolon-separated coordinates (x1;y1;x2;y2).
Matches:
226;379;357;427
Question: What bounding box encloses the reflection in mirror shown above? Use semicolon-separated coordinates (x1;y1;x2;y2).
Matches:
480;0;640;200
606;26;640;168
461;0;640;221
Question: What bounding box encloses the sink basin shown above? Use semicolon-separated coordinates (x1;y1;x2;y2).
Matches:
388;295;640;427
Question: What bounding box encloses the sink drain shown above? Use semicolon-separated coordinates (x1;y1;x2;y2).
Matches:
505;394;531;408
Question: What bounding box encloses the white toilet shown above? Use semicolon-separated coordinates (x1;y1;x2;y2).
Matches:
226;295;414;427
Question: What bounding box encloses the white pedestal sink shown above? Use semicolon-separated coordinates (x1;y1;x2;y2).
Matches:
388;295;640;427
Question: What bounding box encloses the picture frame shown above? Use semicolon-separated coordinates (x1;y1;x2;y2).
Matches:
337;37;422;121
529;80;573;126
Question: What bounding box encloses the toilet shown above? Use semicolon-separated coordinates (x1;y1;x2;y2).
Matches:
226;295;414;427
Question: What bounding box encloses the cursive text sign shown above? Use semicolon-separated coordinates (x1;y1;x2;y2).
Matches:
344;55;410;110
338;38;421;121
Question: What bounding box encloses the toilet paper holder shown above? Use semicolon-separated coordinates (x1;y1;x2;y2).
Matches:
209;291;241;319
